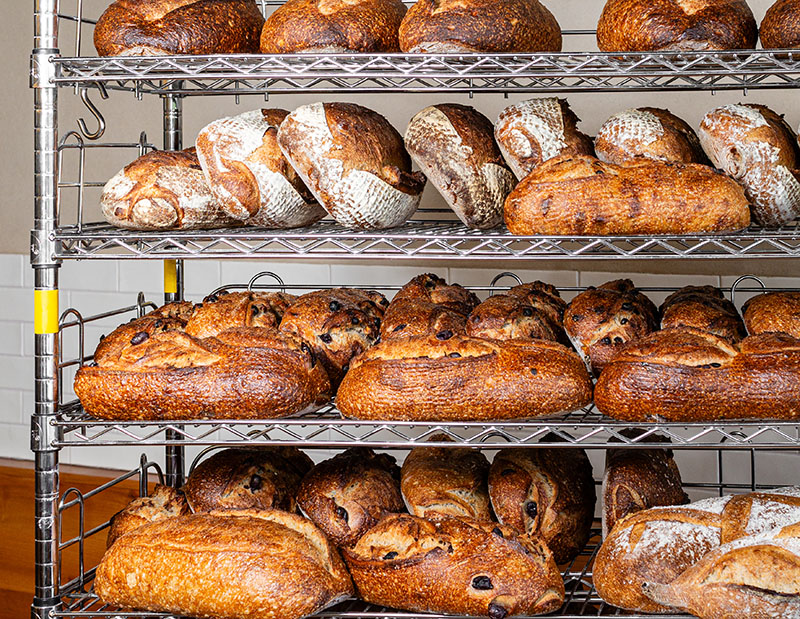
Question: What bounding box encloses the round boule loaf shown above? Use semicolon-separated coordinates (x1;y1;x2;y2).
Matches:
760;0;800;49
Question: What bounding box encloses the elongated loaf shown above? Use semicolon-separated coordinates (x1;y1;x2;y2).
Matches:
660;285;745;342
504;155;751;236
95;510;354;619
107;485;189;547
760;0;800;49
743;291;800;338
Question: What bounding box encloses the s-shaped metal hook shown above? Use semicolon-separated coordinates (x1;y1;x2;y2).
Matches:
77;83;108;140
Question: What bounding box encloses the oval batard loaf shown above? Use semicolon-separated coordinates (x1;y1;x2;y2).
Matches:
184;290;297;338
660;285;745;342
277;102;426;230
595;107;709;166
399;0;562;53
343;513;565;617
336;334;593;421
405;104;515;230
261;0;406;52
504;154;751;236
95;510;354;619
107;485;190;548
760;0;800;49
699;103;800;226
94;0;265;56
495;98;594;180
594;328;800;422
596;0;757;51
743;291;800;338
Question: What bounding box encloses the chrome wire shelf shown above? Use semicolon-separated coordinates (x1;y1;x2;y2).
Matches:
53;50;800;94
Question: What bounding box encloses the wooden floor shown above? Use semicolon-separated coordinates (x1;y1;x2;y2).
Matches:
0;459;141;619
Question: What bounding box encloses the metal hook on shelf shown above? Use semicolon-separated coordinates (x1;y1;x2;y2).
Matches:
729;274;765;306
248;271;287;292
77;84;108;141
488;271;523;295
139;454;165;495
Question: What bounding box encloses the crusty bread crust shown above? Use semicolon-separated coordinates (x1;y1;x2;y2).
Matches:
107;485;190;548
743;291;800;338
660;285;745;342
760;0;800;49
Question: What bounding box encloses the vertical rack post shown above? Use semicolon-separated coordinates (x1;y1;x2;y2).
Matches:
31;1;60;618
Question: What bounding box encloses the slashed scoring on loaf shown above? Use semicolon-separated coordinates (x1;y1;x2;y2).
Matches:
597;109;664;160
497;98;567;176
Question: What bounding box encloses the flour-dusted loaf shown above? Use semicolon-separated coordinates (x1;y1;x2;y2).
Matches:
495;98;594;180
343;513;565;617
595;107;709;166
401;434;491;521
760;0;800;49
195;109;325;228
743;291;800;338
296;447;403;547
405;104;515;229
277;102;426;230
660;285;745;342
504;154;751;236
336;334;593;421
184;290;297;338
594;328;800;422
596;0;757;51
261;0;406;52
107;485;190;548
94;0;265;56
593;487;800;613
699;103;800;226
95;509;354;619
398;0;561;53
489;441;596;564
100;149;237;231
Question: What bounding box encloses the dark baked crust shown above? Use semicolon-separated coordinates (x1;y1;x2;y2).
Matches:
94;0;265;56
261;0;406;52
596;0;757;51
660;285;745;342
761;0;800;48
296;448;403;547
185;291;297;338
107;485;190;548
743;291;800;338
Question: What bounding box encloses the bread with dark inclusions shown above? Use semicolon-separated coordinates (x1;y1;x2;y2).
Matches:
743;291;800;338
95;509;354;619
336;333;593;421
107;485;190;547
660;285;745;342
94;0;265;56
596;0;757;51
504;154;751;236
183;290;297;338
261;0;406;53
563;279;659;376
594;328;800;422
296;447;403;547
343;513;565;617
760;0;800;49
183;447;313;513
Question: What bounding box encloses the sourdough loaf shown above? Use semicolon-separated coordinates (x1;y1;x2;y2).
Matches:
760;0;800;49
743;291;800;338
184;291;297;338
107;485;189;547
660;285;745;342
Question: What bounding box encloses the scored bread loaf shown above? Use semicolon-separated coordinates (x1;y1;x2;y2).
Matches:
336;334;593;421
95;509;354;619
343;513;565;617
593;487;800;613
107;485;190;547
760;0;800;49
184;291;297;338
743;291;800;338
699;103;800;226
398;0;562;53
660;285;746;342
296;447;403;547
94;0;265;56
594;328;800;422
504;154;751;236
596;0;757;51
405;104;516;230
195;109;326;228
495;98;594;180
401;434;492;521
261;0;406;53
277;102;426;230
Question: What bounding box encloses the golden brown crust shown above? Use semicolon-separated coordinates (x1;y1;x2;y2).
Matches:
504;155;751;236
184;291;297;338
743;291;800;338
336;334;593;421
297;447;403;547
343;513;565;616
761;0;800;48
94;0;265;56
660;285;745;342
107;485;190;548
596;0;757;51
261;0;406;52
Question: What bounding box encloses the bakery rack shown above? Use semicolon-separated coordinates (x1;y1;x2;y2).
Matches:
30;0;800;618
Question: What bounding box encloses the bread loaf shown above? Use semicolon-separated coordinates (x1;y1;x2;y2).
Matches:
183;447;313;513
398;0;562;53
495;98;594;180
743;291;800;338
296;447;403;547
594;328;800;422
94;0;265;56
596;0;757;51
489;441;596;564
593;487;800;613
401;434;491;521
336;334;593;421
100;149;238;231
699;103;800;226
760;0;800;49
405;104;515;230
107;485;189;548
195;109;326;228
343;513;565;617
184;291;297;338
595;107;709;166
660;285;745;342
277;102;426;230
95;509;354;619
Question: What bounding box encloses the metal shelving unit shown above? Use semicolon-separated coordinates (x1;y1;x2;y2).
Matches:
30;1;800;618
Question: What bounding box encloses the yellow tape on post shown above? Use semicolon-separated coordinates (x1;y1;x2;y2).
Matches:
34;289;59;335
164;259;178;294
